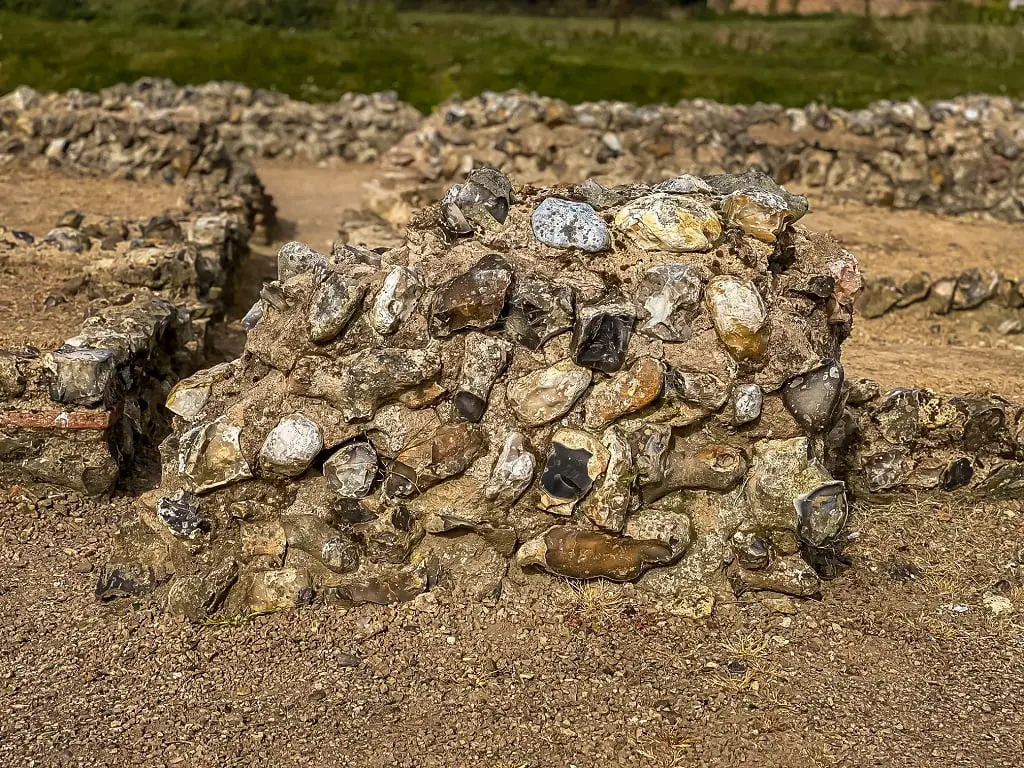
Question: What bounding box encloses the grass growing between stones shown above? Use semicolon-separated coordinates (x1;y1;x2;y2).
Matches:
3;11;1024;110
561;578;628;631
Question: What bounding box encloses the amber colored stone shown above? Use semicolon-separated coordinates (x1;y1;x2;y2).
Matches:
584;357;664;429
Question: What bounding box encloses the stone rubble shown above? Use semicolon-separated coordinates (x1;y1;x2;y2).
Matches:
831;382;1024;498
6;80;1023;617
100;167;866;619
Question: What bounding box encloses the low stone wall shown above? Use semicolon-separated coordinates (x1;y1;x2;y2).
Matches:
9;80;1024;233
0;207;250;495
3;78;421;164
12;200;254;331
0;85;277;240
857;268;1024;334
0;285;198;495
719;0;944;15
366;90;1024;232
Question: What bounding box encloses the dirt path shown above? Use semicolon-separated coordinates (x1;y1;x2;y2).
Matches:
844;309;1024;399
254;159;378;252
802;196;1024;280
799;198;1024;398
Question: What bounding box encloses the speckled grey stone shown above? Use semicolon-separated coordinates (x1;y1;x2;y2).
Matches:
531;198;609;253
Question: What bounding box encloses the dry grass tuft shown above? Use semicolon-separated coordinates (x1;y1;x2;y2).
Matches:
712;630;780;694
560;578;628;629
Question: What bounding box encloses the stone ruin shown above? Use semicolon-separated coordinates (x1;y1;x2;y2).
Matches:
0;84;276;240
100;167;865;619
0;208;251;495
2;79;422;165
0;102;272;495
345;89;1024;251
835;384;1024;499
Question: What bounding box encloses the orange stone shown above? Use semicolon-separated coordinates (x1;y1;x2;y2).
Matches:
584;357;664;428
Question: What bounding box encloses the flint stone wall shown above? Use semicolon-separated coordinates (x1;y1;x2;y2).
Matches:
0;208;250;495
0;285;199;495
99;168;865;620
0;85;277;240
363;90;1024;236
833;380;1024;499
857;268;1024;335
2;79;421;164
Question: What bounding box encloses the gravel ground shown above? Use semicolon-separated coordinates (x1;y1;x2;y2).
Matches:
1;482;1021;767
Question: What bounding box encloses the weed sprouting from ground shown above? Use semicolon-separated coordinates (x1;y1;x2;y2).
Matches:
560;578;630;631
712;630;780;694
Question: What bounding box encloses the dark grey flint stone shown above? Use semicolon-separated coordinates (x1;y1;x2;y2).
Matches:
48;347;116;406
636;263;708;341
795;481;848;548
95;563;158;601
540;442;597;504
441;167;514;237
324;442;378;499
157;490;209;539
572;300;635;374
531;198;610;253
781;359;844;433
504;276;575;350
732;531;771;571
307;267;365;343
429;254;513;338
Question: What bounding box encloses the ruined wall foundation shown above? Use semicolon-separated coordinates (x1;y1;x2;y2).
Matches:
100;168;867;618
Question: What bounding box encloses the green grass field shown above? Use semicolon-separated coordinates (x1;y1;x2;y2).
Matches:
2;10;1024;110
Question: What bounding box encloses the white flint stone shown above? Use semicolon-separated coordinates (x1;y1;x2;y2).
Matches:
484;432;536;506
531;198;609;253
324;442;378;498
259;414;324;477
372;265;425;335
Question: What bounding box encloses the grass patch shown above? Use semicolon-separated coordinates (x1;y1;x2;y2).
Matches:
2;11;1024;110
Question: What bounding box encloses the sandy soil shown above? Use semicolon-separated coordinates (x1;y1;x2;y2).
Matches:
844;308;1024;399
0;245;94;350
0;164;186;351
0;163;183;237
802;196;1024;280
0;487;1021;767
253;160;378;253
